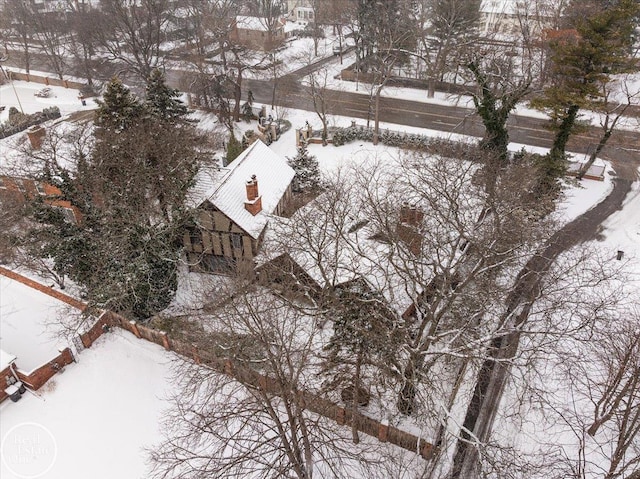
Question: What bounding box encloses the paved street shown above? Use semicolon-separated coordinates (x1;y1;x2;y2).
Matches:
4;48;640;157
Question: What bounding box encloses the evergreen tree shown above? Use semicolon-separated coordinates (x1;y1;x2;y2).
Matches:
145;68;189;122
532;0;640;197
226;133;243;165
95;77;143;132
287;142;321;193
23;76;205;320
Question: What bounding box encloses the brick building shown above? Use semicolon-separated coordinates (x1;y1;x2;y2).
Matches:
229;15;286;50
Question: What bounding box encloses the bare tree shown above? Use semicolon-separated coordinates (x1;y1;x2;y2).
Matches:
304;64;338;145
65;0;102;85
149;280;415;479
577;74;640;180
418;0;481;98
94;0;169;81
1;0;34;73
31;9;69;80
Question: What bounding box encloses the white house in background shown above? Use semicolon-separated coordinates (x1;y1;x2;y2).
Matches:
286;0;314;24
479;0;561;37
184;140;295;274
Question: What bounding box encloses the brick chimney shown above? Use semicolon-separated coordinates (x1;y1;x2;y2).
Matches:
244;175;262;216
399;202;424;226
246;174;259;200
27;125;46;150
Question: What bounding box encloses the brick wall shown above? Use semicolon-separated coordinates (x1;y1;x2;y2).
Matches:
6;70;88;91
16;348;74;390
0;266;86;311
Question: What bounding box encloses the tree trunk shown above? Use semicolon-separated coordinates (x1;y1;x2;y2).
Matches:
397;352;422;415
372;86;382;145
352;350;362;444
233;68;243;123
577;127;613;180
549;104;580;164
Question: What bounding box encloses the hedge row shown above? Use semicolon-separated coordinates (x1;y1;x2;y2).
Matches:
0;107;61;139
332;125;435;150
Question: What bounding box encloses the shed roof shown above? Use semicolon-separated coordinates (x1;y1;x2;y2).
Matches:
0;349;17;372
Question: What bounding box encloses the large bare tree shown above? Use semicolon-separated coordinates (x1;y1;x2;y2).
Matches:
149;280;417;479
94;0;170;81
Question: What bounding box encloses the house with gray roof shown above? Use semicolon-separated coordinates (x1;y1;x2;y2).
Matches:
184;140;295;274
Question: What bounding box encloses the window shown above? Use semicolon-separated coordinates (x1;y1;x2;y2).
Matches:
231;233;243;250
36;181;46;195
0;177;5;189
16;179;26;193
190;230;203;252
202;254;235;274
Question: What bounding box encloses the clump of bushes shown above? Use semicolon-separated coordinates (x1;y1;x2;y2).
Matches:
0;106;61;139
332;125;435;149
331;124;481;160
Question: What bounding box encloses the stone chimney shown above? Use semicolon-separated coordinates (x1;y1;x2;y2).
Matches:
27;125;46;150
244;175;262;216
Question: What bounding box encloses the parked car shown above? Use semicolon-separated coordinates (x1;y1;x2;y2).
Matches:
332;45;342;55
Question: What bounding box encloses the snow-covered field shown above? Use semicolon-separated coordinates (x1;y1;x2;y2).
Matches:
0;330;173;479
0;276;68;372
0;81;96;124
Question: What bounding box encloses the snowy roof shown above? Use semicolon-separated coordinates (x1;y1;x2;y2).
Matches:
187;140;295;239
235;15;271;32
0;349;17;371
257;194;418;314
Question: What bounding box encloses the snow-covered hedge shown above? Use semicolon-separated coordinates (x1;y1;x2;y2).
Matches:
332;125;436;150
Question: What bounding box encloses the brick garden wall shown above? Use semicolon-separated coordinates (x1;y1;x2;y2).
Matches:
0;266;86;311
6;70;87;91
16;348;75;390
0;268;434;459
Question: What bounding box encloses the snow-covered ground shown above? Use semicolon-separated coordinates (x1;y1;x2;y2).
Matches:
0;63;637;477
0;276;69;372
0;330;173;479
0;81;96;124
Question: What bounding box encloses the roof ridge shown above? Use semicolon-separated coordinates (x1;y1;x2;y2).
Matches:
210;140;262;200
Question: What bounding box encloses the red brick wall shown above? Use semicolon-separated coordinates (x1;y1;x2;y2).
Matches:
16;348;74;391
0;266;86;311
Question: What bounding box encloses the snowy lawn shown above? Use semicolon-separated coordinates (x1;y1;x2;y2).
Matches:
0;329;174;479
0;80;96;124
0;276;69;372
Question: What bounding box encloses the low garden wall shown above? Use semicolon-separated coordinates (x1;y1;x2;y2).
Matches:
16;348;75;390
0;267;434;459
6;70;87;91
